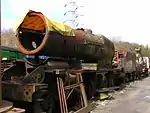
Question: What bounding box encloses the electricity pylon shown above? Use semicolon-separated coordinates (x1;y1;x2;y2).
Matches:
64;0;84;29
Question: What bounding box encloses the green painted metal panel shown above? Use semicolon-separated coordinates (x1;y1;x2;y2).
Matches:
1;46;25;60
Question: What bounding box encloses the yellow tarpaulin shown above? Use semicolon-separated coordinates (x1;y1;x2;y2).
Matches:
13;10;75;36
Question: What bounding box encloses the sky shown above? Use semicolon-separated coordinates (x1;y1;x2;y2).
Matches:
1;0;150;46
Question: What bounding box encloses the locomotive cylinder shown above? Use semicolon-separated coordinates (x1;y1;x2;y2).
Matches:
14;10;115;62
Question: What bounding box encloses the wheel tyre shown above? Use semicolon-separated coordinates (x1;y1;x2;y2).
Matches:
32;90;58;113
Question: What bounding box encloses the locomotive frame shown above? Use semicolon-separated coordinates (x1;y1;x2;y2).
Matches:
1;51;149;113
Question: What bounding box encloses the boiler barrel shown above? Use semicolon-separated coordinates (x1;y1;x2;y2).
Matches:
14;10;114;62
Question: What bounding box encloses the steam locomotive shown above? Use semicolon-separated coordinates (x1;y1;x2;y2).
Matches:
1;10;149;113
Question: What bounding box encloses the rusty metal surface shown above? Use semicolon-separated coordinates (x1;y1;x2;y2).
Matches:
15;11;114;63
2;82;48;102
17;30;114;62
112;50;137;73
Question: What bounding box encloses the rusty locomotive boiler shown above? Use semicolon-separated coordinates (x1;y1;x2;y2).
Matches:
14;10;114;63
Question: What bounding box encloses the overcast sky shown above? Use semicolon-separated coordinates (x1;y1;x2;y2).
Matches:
1;0;150;46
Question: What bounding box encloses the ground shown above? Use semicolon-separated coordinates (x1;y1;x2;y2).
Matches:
92;76;150;113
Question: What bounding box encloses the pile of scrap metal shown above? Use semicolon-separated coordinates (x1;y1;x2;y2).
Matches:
1;10;149;113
